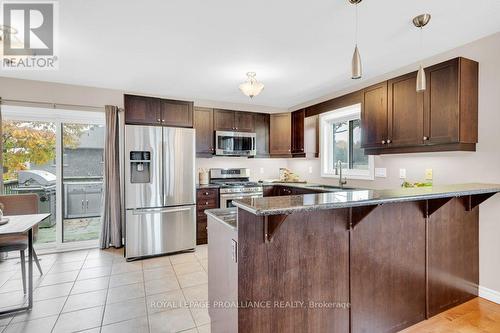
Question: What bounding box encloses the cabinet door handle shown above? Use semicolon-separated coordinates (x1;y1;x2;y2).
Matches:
423;136;429;141
204;192;209;195
157;118;161;122
387;139;392;144
381;140;387;145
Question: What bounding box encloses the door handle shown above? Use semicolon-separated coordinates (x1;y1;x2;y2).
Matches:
132;207;193;215
81;200;84;210
86;200;89;209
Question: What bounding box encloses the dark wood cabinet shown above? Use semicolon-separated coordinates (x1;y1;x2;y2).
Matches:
214;109;255;132
388;71;425;147
291;109;305;156
160;99;193;127
361;81;388;148
124;94;193;127
124;94;161;125
214;109;236;131
270;113;291;156
360;57;478;154
424;57;478;146
196;188;219;245
253;113;270;157
234;112;255;132
194;107;214;156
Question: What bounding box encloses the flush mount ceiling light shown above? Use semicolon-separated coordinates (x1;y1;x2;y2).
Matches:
349;0;363;79
413;13;431;92
239;72;264;98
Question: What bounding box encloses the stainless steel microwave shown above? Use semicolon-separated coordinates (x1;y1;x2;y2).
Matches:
215;131;256;156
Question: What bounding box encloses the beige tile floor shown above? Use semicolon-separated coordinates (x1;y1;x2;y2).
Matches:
0;246;210;333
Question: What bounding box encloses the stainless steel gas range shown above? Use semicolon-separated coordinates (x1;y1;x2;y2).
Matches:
209;168;263;208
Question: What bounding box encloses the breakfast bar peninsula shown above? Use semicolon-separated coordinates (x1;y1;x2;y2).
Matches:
206;183;500;333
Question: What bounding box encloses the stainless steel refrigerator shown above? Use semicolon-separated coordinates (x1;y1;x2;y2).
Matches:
124;125;196;260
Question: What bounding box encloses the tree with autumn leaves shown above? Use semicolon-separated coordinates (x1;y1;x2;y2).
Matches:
2;121;87;180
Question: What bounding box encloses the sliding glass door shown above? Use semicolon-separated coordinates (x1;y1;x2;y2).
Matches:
1;105;105;251
62;124;104;243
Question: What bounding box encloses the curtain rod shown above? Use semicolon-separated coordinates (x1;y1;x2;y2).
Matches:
0;98;106;112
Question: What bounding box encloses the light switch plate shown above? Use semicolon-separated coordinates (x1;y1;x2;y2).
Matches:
259;167;264;174
308;166;313;174
425;168;433;180
399;168;407;179
375;168;387;178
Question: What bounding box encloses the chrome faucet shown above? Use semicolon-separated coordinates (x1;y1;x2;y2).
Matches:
335;160;347;189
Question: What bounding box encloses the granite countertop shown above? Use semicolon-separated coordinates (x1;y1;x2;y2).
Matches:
233;183;500;216
204;208;237;229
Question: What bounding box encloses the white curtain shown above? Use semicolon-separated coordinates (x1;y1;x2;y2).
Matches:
100;105;122;248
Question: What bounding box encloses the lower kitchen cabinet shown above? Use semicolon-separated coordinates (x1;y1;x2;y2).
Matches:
196;188;219;244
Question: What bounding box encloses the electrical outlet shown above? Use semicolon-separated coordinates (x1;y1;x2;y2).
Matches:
259;167;264;174
375;168;387;178
425;168;433;180
308;166;313;174
399;168;407;179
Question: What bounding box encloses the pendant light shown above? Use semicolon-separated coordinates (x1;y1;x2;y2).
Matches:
349;0;362;79
239;72;264;98
413;14;431;92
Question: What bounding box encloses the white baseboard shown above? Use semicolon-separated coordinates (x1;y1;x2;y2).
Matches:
479;285;500;304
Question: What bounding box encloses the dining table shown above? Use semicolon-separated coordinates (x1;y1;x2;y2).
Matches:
0;213;50;315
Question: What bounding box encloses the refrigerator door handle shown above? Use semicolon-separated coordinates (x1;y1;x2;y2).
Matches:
132;207;194;215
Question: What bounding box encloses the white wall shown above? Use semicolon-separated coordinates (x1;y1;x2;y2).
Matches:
287;32;500;298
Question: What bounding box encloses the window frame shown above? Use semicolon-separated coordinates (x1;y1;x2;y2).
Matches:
319;103;374;180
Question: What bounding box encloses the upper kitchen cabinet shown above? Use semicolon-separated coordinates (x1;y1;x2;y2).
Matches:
387;71;424;147
361;81;388;149
124;94;193;127
194;107;214;156
214;109;236;131
270;112;292;157
124;94;161;125
234;112;255;132
214;109;255;132
360;57;478;154
291;109;305;156
254;113;270;157
159;99;193;127
423;57;478;147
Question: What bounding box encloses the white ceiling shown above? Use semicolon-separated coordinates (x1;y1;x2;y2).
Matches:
1;0;500;109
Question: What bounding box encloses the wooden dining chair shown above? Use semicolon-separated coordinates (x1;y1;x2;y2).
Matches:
0;194;44;294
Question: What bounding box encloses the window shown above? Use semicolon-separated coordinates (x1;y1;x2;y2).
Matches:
320;104;374;180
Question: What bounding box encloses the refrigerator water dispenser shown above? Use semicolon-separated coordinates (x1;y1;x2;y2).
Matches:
130;151;151;183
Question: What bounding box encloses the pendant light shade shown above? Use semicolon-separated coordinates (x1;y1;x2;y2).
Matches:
416;65;426;92
239;72;264;98
413;14;431;92
352;45;362;79
349;0;363;79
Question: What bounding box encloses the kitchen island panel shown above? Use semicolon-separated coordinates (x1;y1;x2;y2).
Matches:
428;197;479;317
238;208;350;333
351;201;426;333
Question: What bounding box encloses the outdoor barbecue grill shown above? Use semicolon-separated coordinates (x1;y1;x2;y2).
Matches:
14;170;57;228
